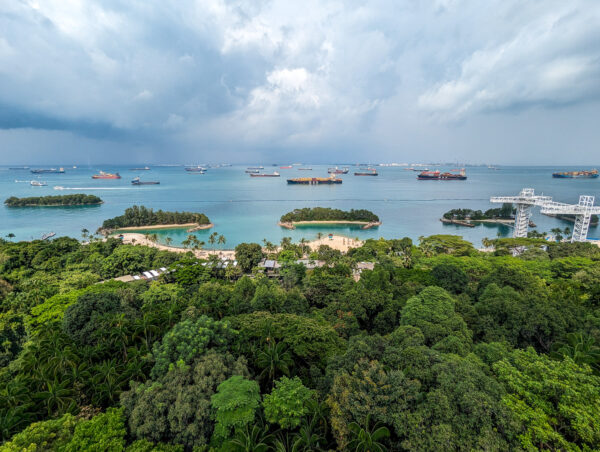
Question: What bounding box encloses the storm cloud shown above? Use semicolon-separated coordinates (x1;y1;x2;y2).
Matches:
1;0;599;164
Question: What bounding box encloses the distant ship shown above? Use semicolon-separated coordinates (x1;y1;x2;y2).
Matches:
355;170;378;176
31;167;65;174
280;166;292;169
41;232;56;240
552;169;598;179
92;171;121;179
30;180;47;186
250;172;280;177
418;169;467;180
9;166;29;170
130;166;151;171
247;166;264;170
131;177;160;185
185;166;206;172
287;175;343;185
328;167;349;174
297;167;313;171
245;169;260;173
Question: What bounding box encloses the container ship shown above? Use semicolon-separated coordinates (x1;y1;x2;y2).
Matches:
131;177;160;185
247;166;264;170
250;172;280;177
355;170;378;176
552;169;598;178
287;175;343;185
92;171;121;179
328;167;349;174
130;166;150;171
417;169;466;180
31;167;65;174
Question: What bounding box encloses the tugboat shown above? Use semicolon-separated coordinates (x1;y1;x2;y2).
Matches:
552;169;599;178
417;168;467;180
30;180;47;186
92;171;121;179
131;177;160;185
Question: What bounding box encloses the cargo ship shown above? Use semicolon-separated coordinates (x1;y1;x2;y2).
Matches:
131;177;160;185
92;171;121;179
250;172;280;177
355;171;378;176
298;167;313;171
130;166;150;171
328;167;349;174
552;169;598;178
417;169;466;180
31;167;65;174
245;169;260;174
280;166;292;169
247;166;264;170
185;166;206;172
9;166;29;170
287;174;343;185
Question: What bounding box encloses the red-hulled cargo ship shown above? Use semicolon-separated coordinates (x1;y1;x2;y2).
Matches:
417;169;466;180
92;171;121;179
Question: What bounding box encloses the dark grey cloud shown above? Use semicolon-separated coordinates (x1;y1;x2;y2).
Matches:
0;0;599;164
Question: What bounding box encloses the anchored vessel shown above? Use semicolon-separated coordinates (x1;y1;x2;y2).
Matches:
247;166;264;170
130;166;150;171
131;177;160;185
355;168;378;176
287;174;343;185
250;172;280;177
328;167;349;174
31;167;65;174
30;180;47;186
418;169;466;180
92;171;121;179
552;169;598;179
185;166;206;173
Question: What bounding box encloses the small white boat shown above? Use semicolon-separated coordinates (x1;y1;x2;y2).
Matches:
30;180;47;186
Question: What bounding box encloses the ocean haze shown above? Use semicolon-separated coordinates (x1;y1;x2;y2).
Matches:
1;1;599;164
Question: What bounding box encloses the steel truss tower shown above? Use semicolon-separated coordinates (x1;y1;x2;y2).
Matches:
489;188;551;238
540;195;600;242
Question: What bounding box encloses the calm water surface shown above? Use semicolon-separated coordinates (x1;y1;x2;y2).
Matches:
1;165;599;248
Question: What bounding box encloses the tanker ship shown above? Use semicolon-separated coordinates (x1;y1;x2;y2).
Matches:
31;167;65;174
250;172;280;177
552;169;598;178
287;174;342;185
92;171;121;179
327;167;349;174
417;168;466;180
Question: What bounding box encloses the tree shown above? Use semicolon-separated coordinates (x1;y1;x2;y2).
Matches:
0;413;78;450
494;348;600;451
62;292;122;346
62;408;126;452
5;233;15;241
121;351;249;449
81;228;89;241
263;376;314;429
218;234;226;247
151;315;236;379
431;263;469;294
256;341;293;388
165;237;173;247
235;243;264;273
211;376;261;444
551;332;600;374
208;231;218;253
347;414;390;452
225;424;273;452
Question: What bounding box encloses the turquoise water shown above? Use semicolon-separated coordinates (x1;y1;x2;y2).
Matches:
1;165;598;248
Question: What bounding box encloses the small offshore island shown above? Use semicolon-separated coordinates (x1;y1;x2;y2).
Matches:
278;207;381;229
100;205;213;234
4;194;103;207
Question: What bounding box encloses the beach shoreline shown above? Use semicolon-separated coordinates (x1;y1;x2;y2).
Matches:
279;220;381;230
113;222;214;232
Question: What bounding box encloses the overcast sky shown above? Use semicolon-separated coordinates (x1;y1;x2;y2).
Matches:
1;0;599;164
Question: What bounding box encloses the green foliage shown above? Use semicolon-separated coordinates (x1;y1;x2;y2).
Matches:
443;203;514;221
121;351;248;449
62;407;126;452
234;243;264;272
494;348;600;451
151;315;236;379
400;286;472;353
263;376;314;429
419;235;476;256
211;376;261;443
102;205;210;229
280;207;379;223
0;413;78;451
62;291;122;345
431;263;469;294
4;194;103;207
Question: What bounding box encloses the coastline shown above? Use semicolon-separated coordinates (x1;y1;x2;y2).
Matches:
279;220;381;230
5;202;103;207
113;222;214;232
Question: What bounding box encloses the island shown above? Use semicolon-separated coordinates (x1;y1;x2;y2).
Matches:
441;204;517;227
4;194;103;207
279;207;381;229
101;205;213;233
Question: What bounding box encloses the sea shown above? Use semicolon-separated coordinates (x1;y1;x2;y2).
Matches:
1;165;599;249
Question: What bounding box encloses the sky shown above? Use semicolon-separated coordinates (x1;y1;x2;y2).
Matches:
1;0;599;165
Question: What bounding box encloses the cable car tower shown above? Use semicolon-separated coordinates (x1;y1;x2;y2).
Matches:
540;195;600;242
489;188;552;238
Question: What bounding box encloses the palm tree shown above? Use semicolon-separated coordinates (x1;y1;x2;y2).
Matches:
5;233;15;241
165;237;173;247
218;234;226;247
182;234;195;250
317;232;323;240
551;332;600;373
226;424;273;452
81;228;89;241
256;341;293;388
280;237;292;249
564;226;571;236
208;231;218;253
551;227;564;241
347;414;390;452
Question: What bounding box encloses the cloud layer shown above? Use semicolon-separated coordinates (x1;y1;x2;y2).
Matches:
1;0;599;163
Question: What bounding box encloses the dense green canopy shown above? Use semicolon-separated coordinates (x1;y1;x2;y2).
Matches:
280;207;379;223
5;194;103;207
102;205;210;229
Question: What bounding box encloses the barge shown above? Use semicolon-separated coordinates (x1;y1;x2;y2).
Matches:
287;175;342;185
418;169;466;180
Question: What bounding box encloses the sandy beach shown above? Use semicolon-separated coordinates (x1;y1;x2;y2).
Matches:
114;223;213;232
279;220;380;230
117;232;363;257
